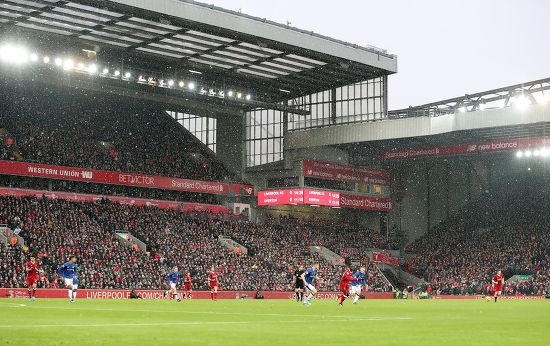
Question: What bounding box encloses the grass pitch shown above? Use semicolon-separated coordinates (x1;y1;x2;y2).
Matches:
0;298;548;345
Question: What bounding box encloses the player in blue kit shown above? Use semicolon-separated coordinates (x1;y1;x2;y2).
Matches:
58;256;78;302
164;266;181;302
301;263;320;306
350;266;367;305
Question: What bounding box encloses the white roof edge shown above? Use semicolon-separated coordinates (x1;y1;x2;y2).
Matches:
107;0;398;73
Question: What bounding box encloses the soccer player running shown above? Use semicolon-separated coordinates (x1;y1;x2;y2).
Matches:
350;266;367;305
301;263;320;306
165;266;182;302
337;261;358;306
487;270;505;302
293;265;305;302
208;267;219;301
25;255;40;301
58;256;78;302
183;271;193;299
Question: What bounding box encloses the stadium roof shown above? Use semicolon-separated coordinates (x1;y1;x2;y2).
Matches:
0;0;397;102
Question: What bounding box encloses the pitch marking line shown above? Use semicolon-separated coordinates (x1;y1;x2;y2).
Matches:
9;304;411;320
0;317;412;328
0;302;27;308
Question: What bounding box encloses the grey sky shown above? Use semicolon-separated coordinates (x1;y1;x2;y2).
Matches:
208;0;550;109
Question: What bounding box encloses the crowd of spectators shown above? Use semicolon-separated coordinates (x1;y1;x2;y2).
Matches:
404;217;549;296
0;196;391;292
0;92;232;183
0;197;164;289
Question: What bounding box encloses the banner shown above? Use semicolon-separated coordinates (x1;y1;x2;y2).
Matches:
431;295;546;300
258;189;392;211
302;160;389;186
0;187;228;214
372;251;400;266
0;288;394;300
380;136;550;160
0;160;253;196
339;194;393;212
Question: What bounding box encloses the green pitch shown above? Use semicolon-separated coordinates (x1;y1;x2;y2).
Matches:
0;298;548;345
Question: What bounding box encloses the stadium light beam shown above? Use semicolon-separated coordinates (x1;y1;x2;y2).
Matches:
227;90;234;97
114;70;120;76
516;151;523;158
63;59;74;71
43;56;50;64
246;94;251;101
188;82;195;90
168;80;174;87
525;150;532;157
87;64;97;74
0;45;29;64
178;81;184;88
516;95;530;110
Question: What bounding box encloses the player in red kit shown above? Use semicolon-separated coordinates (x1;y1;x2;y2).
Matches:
337;261;357;305
183;272;193;299
25;256;39;301
486;270;505;302
208;267;218;301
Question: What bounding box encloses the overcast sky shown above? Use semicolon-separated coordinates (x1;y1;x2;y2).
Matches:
209;0;550;109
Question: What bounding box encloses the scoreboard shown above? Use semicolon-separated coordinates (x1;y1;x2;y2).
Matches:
258;189;339;207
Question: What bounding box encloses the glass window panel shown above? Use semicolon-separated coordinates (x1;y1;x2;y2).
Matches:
355;100;362;115
348;101;355;116
368;81;374;96
355;84;362;98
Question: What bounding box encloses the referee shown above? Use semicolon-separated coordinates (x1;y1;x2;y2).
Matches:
293;265;305;301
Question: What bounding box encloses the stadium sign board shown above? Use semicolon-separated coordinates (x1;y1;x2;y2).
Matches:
0;288;394;300
380;136;550;160
258;189;392;211
0;160;253;196
302;160;389;186
0;187;229;214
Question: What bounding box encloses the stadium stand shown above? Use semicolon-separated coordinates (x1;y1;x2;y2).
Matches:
0;89;232;183
0;196;391;292
404;194;550;296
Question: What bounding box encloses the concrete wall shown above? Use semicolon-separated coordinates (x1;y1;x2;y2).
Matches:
216;112;245;178
388;157;487;243
388;163;429;242
284;146;349;170
286;103;550;149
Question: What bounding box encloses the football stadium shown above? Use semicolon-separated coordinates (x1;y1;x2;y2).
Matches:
0;0;548;345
